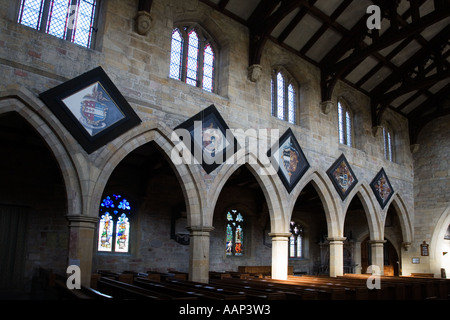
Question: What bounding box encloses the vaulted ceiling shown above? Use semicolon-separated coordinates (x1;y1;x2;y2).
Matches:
196;0;450;144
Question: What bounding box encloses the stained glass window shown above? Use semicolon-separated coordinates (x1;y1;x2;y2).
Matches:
289;221;303;258
338;100;353;147
98;194;132;253
169;26;216;92
271;69;297;124
226;209;244;256
17;0;98;48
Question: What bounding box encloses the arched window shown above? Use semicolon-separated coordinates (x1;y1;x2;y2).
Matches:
289;221;303;258
98;194;132;253
169;26;216;92
271;69;297;124
17;0;99;48
383;126;394;162
337;100;353;147
226;209;244;256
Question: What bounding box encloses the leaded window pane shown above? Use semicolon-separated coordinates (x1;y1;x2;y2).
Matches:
169;29;183;80
203;44;214;92
186;29;199;87
288;83;296;124
277;72;285;120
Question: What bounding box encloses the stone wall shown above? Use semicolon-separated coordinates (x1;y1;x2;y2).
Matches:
410;114;450;276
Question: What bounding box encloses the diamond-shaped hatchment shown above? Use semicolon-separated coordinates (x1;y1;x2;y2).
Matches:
174;104;239;174
327;154;358;201
370;168;394;209
267;128;310;193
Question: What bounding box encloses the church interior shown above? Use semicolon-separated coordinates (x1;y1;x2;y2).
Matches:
0;0;449;302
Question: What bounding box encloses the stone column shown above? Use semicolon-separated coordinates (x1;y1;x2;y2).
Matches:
66;215;98;287
269;233;291;280
369;240;386;275
328;237;346;277
187;226;214;283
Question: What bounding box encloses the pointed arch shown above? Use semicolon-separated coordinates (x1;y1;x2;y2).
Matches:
207;149;289;234
0;87;82;217
430;204;450;276
388;193;413;244
89;121;205;228
288;168;342;238
344;182;383;241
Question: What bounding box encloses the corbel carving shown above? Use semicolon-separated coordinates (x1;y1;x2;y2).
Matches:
136;10;152;36
247;64;262;82
320;100;334;115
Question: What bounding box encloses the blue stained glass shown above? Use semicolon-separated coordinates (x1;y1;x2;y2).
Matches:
119;199;130;210
101;196;114;208
98;194;132;253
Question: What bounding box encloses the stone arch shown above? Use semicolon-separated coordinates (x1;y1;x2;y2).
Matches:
430;204;450;277
288;168;342;238
0;87;82;217
387;193;413;245
344;182;383;241
89;121;205;228
207;149;289;234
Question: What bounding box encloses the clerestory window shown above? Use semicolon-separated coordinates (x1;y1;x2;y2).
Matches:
169;26;216;93
383;126;394;162
337;100;353;147
17;0;99;48
271;69;297;124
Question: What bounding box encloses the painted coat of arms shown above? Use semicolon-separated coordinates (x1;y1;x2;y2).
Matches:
39;66;142;154
80;84;109;131
370;168;394;209
62;81;126;137
268;128;310;193
327;154;358;200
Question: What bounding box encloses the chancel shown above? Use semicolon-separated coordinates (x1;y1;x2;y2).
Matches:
0;0;449;302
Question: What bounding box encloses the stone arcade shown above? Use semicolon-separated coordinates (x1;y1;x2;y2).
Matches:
0;0;449;299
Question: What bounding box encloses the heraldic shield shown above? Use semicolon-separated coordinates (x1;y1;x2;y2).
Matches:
268;128;310;193
39;67;141;153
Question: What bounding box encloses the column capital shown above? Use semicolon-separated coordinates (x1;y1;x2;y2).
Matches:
326;236;347;243
187;226;215;235
66;215;98;229
368;239;387;245
268;232;292;240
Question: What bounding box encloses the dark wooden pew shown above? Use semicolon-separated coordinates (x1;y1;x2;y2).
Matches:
166;277;285;300
97;277;193;300
162;278;247;300
210;277;319;300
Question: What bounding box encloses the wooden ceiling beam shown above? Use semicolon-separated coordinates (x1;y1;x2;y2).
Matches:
327;9;450;75
300;0;352;55
371;24;450;97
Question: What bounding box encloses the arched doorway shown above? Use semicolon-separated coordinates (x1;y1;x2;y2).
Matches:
0;112;67;297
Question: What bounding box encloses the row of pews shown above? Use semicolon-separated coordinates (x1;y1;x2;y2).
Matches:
41;267;450;300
